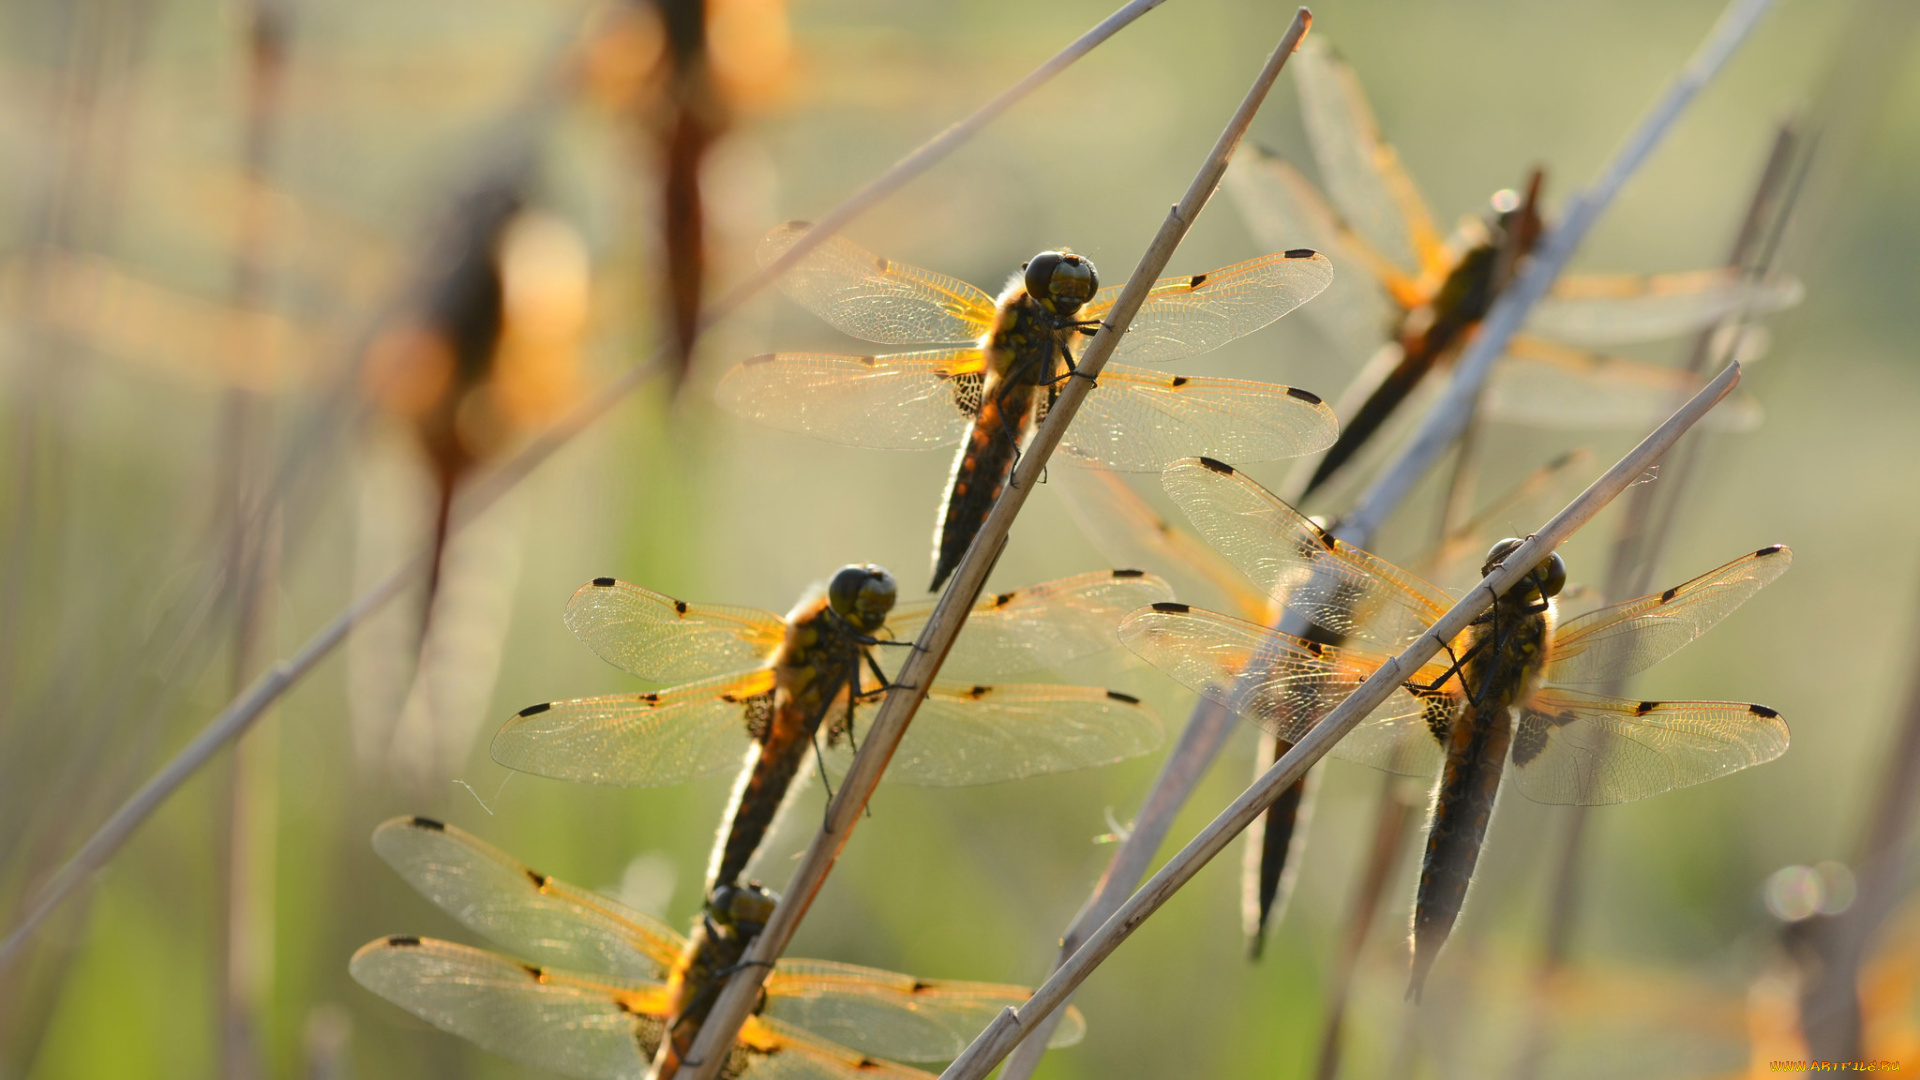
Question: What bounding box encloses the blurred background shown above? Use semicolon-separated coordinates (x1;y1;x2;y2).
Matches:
2;0;1918;1076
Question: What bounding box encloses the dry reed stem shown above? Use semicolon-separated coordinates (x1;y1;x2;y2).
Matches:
0;0;1171;970
937;360;1744;1080
669;12;1317;1078
1002;0;1775;1067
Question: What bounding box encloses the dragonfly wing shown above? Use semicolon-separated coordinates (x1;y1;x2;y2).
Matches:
758;222;996;345
1056;365;1339;471
349;937;661;1080
714;350;985;450
1161;457;1454;651
1078;251;1333;366
827;684;1162;787
1528;270;1803;346
491;670;773;786
1292;40;1447;277
1510;688;1788;805
1486;336;1763;432
885;569;1174;681
762;959;1085;1062
1224;146;1407;360
1119;602;1445;776
369;816;680;978
736;1021;935;1080
565;579;786;684
1548;545;1790;686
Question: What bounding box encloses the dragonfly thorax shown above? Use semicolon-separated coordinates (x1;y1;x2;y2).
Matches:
1022;250;1097;319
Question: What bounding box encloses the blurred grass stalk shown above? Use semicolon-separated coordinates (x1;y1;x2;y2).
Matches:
1502;115;1810;1080
669;13;1319;1079
1001;0;1778;1072
0;0;1174;974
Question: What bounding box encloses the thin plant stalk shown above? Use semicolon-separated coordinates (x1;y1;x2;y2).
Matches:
0;0;1171;972
669;13;1317;1078
937;360;1745;1080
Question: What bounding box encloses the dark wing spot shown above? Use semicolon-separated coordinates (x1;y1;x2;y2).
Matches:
910;979;933;992
522;963;547;981
992;592;1015;607
874;256;890;272
639;692;661;704
1750;704;1781;719
674;600;689;615
1150;601;1189;613
611;999;634;1014
1285;386;1323;405
1636;701;1658;716
409;816;446;831
1106;690;1141;704
1197;457;1234;475
1756;544;1786;558
859;355;879;366
1660;587;1679;603
1512;713;1549;767
1284;248;1318;259
968;685;991;698
518;702;551;717
1111;568;1146;578
1169;375;1189;387
525;869;550;889
1187;273;1208;289
591;577;617;588
1303;639;1323;656
387;935;422;948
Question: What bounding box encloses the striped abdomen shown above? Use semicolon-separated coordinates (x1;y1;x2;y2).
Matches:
1408;700;1511;999
929;378;1036;589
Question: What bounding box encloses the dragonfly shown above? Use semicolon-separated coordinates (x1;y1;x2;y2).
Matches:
1054;451;1590;958
492;564;1169;891
350;815;1085;1080
1223;40;1801;500
717;221;1340;589
1118;457;1791;995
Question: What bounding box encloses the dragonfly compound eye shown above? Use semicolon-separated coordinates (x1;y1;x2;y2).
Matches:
1540;552;1568;599
828;564;898;632
1023;251;1098;317
1482;537;1526;576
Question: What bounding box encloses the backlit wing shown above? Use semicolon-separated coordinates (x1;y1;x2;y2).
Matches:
1547;546;1790;686
758;222;996;345
1119;602;1447;777
1052;469;1273;622
349;937;664;1080
1057;365;1339;470
1292;40;1447;279
565;579;786;684
1161;457;1454;651
1528;270;1803;346
713;350;984;450
885;569;1174;681
734;1023;935;1080
1510;688;1789;805
1223;147;1406;359
491;670;773;786
1487;335;1763;432
369;816;681;978
1077;250;1334;366
824;683;1163;787
761;960;1085;1062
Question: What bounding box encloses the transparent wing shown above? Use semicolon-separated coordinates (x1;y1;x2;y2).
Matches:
884;569;1175;681
1076;251;1334;366
1052;365;1338;471
1548;545;1791;686
762;960;1084;1062
349;937;661;1080
369;816;681;978
1223;147;1406;361
491;670;773;786
758;222;996;345
1119;602;1447;777
713;350;985;450
1528;270;1803;346
1486;336;1763;432
1510;688;1789;805
736;1021;935;1080
1161;457;1454;651
1414;447;1593;583
1051;468;1273;623
825;684;1163;787
1292;40;1447;279
564;579;786;684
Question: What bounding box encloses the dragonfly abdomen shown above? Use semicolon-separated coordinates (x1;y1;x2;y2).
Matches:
1409;700;1512;1000
930;379;1036;590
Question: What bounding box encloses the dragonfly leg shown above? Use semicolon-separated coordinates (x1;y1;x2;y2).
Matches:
863;651;913;694
1406;637;1484;695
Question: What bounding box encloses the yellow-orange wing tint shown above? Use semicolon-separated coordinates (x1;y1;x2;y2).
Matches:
758;222;998;345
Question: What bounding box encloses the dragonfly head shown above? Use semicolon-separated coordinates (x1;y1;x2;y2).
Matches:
1483;537;1567;602
1022;251;1098;318
828;564;898;634
707;882;779;938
